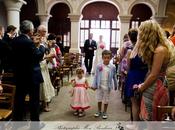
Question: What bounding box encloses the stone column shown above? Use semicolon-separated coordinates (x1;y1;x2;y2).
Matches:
4;0;26;31
68;14;82;53
152;15;167;25
37;14;51;31
119;15;132;48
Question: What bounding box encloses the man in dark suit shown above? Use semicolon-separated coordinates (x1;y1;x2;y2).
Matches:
84;33;97;74
12;20;45;121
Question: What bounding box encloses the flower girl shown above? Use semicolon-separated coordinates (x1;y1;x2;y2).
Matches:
70;68;90;117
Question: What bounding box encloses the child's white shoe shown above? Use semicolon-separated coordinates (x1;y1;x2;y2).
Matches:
73;111;79;116
102;112;108;119
78;112;85;117
94;112;102;117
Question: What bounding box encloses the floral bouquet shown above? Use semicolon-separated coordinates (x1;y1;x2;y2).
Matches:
99;43;105;49
99;65;103;71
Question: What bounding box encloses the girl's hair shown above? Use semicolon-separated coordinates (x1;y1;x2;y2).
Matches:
136;20;169;66
76;68;84;74
123;34;129;42
128;28;138;44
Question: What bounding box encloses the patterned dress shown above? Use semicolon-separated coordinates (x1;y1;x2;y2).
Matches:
71;77;90;110
119;41;133;82
140;64;169;121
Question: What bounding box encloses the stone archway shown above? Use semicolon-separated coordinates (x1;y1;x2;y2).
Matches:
48;2;71;53
130;3;152;28
80;1;120;55
47;0;73;14
128;0;156;16
77;0;123;15
20;0;39;28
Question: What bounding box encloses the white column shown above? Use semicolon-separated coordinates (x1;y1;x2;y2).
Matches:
4;0;26;31
68;14;81;53
119;15;132;48
37;14;51;31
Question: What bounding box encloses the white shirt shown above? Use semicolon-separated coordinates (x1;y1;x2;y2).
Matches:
89;39;92;45
100;64;110;90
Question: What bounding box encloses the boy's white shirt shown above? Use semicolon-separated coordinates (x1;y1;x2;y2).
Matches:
100;64;110;90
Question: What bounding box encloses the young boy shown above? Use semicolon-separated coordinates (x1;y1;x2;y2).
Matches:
92;50;117;119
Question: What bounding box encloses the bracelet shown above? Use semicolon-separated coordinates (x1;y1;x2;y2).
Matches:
138;84;143;92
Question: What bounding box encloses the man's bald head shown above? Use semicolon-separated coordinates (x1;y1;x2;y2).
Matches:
37;25;47;37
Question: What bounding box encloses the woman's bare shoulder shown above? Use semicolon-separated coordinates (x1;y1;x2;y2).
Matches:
155;45;167;54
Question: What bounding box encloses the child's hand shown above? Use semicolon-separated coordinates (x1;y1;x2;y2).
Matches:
90;87;97;91
70;79;76;87
69;89;74;97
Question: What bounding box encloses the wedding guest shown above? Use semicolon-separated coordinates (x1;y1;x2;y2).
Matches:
12;20;45;121
124;29;148;121
32;33;55;112
1;25;17;74
56;36;64;55
134;20;169;121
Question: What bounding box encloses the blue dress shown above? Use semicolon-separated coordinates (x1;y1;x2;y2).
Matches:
125;55;148;98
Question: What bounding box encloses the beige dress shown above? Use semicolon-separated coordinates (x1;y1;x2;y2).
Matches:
40;60;55;102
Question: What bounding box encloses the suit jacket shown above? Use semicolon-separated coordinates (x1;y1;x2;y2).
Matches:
12;34;45;86
92;63;117;90
0;33;14;72
84;39;97;57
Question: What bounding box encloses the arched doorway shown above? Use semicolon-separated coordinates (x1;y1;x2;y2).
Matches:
20;0;39;28
48;3;71;52
130;4;152;28
80;2;120;55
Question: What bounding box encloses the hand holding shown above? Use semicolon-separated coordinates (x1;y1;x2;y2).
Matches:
90;87;97;91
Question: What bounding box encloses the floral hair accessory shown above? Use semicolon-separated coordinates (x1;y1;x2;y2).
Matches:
99;65;103;71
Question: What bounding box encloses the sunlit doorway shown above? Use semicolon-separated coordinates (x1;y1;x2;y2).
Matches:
90;29;110;50
80;2;120;55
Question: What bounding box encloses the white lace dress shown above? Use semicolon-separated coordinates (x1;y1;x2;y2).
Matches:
92;41;105;73
40;59;55;102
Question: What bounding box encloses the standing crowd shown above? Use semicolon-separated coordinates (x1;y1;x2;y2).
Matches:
118;20;175;121
0;20;64;123
1;19;175;126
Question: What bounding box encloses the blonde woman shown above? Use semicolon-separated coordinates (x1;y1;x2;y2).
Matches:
135;20;169;121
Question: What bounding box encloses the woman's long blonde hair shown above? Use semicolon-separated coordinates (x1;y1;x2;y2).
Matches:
135;20;169;66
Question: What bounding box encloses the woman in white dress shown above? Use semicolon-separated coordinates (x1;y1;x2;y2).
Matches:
40;37;56;112
92;35;106;74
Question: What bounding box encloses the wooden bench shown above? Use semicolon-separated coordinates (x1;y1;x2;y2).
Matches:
0;84;16;120
157;106;174;121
